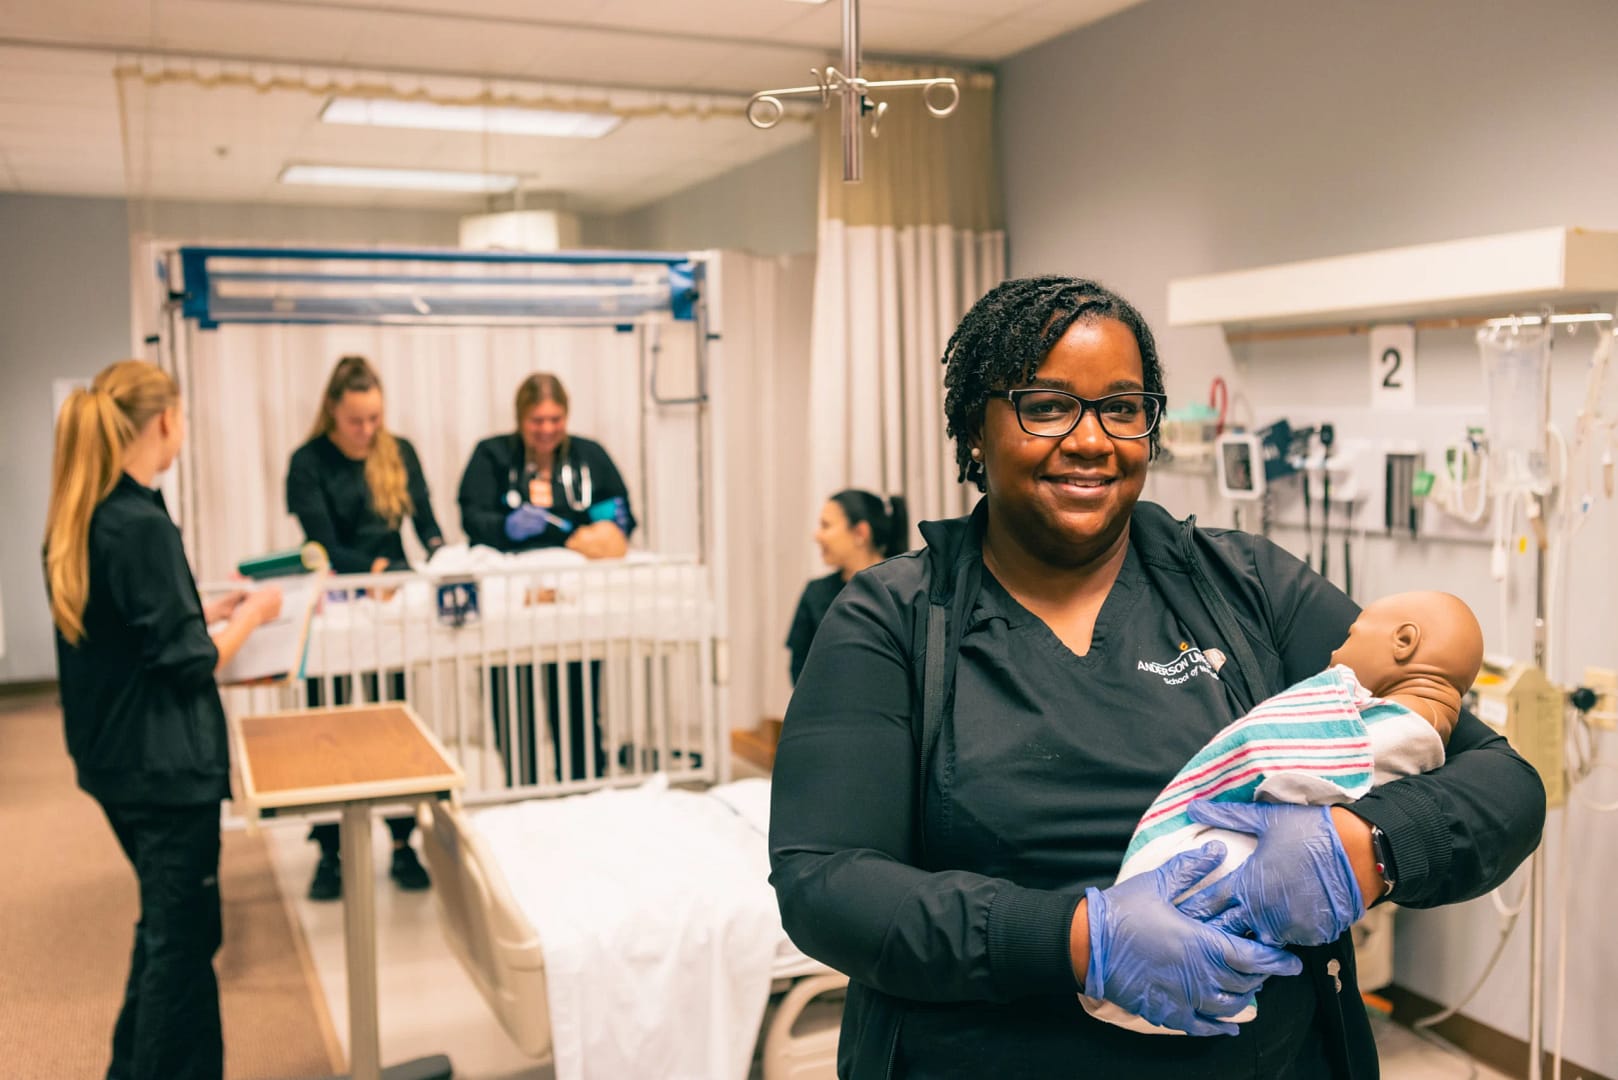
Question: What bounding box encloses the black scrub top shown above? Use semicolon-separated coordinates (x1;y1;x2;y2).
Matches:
457;433;637;553
54;474;229;807
285;434;443;573
786;571;845;685
895;551;1330;1079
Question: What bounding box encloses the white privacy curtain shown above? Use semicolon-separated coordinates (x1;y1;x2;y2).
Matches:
178;318;672;582
807;64;1005;540
711;250;817;729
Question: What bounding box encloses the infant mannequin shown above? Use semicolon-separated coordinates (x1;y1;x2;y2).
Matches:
1082;590;1484;1034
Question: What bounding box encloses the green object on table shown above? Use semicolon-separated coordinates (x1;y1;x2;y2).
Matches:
237;542;328;579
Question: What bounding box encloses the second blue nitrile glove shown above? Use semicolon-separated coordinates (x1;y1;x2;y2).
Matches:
1085;842;1304;1037
1177;801;1365;948
504;504;551;542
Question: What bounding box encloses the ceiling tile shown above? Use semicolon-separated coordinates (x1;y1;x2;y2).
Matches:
938;16;1081;60
1018;0;1149;23
856;7;990;55
149;0;367;65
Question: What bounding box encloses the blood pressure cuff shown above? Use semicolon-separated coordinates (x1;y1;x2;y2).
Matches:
588;496;633;533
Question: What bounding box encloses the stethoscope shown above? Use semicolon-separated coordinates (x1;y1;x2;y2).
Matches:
505;444;593;513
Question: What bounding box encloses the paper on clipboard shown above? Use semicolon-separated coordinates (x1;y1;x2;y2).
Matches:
215;574;325;686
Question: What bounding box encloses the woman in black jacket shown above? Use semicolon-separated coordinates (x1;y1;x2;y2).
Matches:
46;360;282;1080
285;355;443;900
769;278;1546;1079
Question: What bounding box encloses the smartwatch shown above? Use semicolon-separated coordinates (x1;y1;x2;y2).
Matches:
1367;824;1397;902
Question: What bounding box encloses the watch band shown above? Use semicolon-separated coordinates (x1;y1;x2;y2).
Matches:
1367;823;1397;900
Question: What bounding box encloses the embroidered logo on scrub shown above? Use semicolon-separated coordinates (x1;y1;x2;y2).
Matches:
1136;642;1223;686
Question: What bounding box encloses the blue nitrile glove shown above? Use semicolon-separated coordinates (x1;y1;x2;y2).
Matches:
1086;842;1304;1037
588;496;632;533
504;504;551;543
1177;801;1364;948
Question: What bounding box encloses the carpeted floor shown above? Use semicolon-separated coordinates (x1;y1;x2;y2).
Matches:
0;690;338;1079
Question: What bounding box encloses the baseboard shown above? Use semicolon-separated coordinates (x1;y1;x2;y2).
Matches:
0;679;57;701
1381;984;1613;1080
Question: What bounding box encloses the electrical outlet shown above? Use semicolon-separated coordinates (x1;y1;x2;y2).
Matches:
1583;667;1618;731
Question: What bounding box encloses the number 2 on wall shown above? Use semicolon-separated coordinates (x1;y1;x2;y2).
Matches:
1370;326;1416;409
1380;348;1403;389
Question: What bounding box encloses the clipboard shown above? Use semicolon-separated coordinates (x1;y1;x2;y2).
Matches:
215;571;327;686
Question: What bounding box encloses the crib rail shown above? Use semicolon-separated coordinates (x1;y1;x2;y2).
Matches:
212;556;721;816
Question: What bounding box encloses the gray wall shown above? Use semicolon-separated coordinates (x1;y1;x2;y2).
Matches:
0;195;135;684
599;140;819;256
0;193;472;683
999;0;1618;1066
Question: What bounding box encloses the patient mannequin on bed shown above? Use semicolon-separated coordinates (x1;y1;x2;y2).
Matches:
1083;590;1485;1035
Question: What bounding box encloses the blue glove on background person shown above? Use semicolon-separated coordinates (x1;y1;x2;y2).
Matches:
1085;842;1303;1037
504;504;551;542
1177;801;1365;948
588;496;632;533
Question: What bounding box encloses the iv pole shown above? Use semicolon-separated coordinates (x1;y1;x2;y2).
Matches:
745;0;960;182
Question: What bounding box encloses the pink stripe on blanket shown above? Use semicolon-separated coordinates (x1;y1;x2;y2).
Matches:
1139;760;1374;827
1156;738;1375;796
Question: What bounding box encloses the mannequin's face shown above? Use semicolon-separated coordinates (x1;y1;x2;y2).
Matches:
520;399;568;458
329;388;383;459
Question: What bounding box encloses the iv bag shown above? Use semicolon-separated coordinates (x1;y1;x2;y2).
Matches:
1478;322;1552;494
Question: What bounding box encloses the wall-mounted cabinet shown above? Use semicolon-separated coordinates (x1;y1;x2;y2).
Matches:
1167;226;1618;331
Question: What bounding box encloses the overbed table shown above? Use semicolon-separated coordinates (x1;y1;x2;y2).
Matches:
234;705;465;1080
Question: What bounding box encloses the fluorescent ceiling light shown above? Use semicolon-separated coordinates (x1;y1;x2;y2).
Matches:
321;97;622;138
279;164;519;193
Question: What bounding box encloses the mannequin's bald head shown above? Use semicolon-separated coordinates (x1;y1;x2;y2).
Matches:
1329;591;1485;699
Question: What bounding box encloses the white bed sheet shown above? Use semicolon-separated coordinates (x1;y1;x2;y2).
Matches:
470;776;812;1080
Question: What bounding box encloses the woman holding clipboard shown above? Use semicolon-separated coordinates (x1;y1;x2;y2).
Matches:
46;359;281;1080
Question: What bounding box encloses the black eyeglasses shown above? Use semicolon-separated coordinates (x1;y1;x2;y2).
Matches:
988;389;1167;440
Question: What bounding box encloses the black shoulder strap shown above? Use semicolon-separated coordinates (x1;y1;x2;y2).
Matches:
1178;514;1283;704
914;555;980;860
917;599;949;837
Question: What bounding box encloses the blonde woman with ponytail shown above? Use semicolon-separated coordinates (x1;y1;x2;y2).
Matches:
46;359;281;1080
284;355;442;899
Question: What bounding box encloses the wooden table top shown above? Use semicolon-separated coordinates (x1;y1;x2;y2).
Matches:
236;706;462;810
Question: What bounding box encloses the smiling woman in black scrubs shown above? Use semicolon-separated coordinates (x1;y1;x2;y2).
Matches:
458;372;637;784
285;354;443;901
770;278;1545;1079
47;360;282;1080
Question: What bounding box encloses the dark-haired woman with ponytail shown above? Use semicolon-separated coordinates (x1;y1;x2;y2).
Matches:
786;490;908;685
285;355;443;901
47;359;282;1080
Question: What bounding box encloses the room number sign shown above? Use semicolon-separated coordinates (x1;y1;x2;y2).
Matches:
1369;324;1416;410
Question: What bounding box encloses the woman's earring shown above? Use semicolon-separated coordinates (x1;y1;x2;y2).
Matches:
970;447;982;461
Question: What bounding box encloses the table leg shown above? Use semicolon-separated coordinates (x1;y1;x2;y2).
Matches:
332;804;453;1080
340;803;381;1080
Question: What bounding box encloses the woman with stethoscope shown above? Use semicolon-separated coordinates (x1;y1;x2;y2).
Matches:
458;372;637;783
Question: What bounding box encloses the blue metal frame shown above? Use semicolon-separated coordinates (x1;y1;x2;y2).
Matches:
177;245;701;329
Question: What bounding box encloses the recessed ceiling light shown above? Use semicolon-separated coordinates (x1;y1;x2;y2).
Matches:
279;164;519;194
320;97;622;139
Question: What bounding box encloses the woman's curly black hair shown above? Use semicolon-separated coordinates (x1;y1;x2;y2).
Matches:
942;276;1165;490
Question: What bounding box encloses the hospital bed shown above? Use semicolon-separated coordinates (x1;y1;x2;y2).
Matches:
416;776;845;1080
